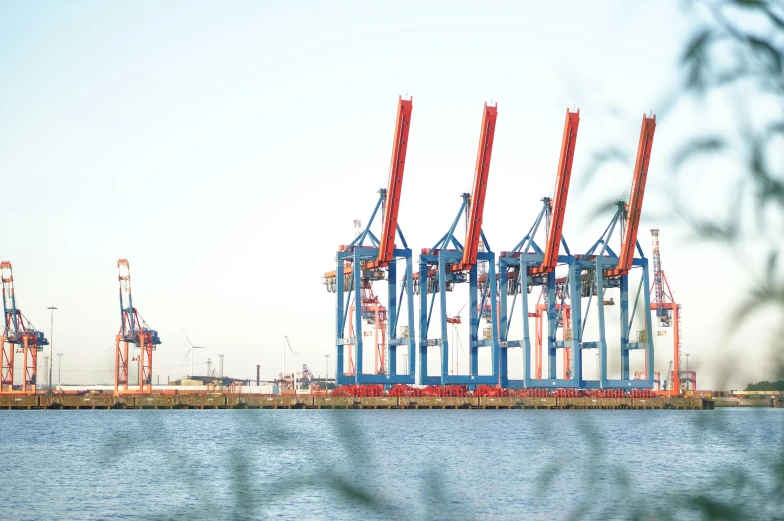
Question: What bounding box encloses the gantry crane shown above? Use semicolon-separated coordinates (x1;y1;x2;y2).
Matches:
576;114;656;389
115;259;161;394
415;102;499;385
498;109;581;388
323;96;416;385
0;261;48;394
650;228;687;395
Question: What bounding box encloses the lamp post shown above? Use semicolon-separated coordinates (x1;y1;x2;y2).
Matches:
57;353;63;389
47;306;57;391
43;355;49;389
325;353;330;389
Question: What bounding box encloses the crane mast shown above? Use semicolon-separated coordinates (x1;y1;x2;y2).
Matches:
608;114;656;277
368;97;413;269
530;109;580;275
454;102;498;272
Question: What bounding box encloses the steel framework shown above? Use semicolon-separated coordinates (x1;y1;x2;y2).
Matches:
324;96;416;385
574;114;657;389
345;286;388;376
498;109;581;388
115;259;161;394
0;261;48;394
416;102;500;385
650;228;684;395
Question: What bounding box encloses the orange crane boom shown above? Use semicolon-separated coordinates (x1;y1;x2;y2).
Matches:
530;109;580;275
367;96;413;269
608;114;656;277
454;102;498;272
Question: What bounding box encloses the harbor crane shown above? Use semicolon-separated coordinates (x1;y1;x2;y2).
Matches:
576;114;657;388
115;259;161;394
323;96;416;385
0;262;48;394
650;228;687;395
415;102;500;385
498;109;580;388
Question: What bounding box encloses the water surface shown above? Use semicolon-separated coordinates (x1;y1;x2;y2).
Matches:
2;409;782;520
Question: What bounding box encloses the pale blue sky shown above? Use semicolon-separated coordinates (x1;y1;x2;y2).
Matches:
1;1;771;388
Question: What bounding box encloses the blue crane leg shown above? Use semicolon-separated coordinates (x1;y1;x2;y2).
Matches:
406;256;416;378
438;254;450;384
568;262;583;385
499;268;509;387
620;274;630;380
488;259;500;384
336;259;345;384
521;259;531;387
418;257;428;384
595;263;609;388
642;261;654;387
388;260;397;375
353;250;363;384
547;275;557;379
469;264;479;377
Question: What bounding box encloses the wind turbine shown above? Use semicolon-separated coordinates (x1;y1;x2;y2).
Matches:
283;334;299;388
181;330;211;378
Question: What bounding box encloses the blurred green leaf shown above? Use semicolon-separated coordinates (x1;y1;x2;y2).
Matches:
671;136;726;169
747;35;783;73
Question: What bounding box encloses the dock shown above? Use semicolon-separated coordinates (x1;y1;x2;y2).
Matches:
0;394;716;410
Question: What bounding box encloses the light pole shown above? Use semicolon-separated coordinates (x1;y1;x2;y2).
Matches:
57;353;63;389
43;355;49;389
686;353;690;371
47;306;57;391
325;353;330;389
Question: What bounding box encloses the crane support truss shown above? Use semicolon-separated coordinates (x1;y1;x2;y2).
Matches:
574;114;657;389
416;103;500;386
324;96;416;386
115;259;161;395
1;261;48;394
498;109;581;389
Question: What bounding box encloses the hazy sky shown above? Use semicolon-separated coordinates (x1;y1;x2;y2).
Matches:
1;1;771;389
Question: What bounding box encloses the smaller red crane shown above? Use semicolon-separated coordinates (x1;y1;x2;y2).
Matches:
115;259;161;395
649;229;684;396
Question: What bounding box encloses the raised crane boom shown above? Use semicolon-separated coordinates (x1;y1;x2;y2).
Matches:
530;108;580;275
455;102;498;272
368;96;413;269
610;114;656;277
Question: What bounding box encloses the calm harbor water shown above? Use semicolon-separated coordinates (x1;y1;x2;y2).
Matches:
2;408;782;520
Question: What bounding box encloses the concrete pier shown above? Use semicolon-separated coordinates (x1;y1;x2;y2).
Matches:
0;394;716;410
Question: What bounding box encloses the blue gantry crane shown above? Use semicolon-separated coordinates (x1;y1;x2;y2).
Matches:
415;102;500;386
323;96;416;385
574;114;657;389
498;109;581;388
